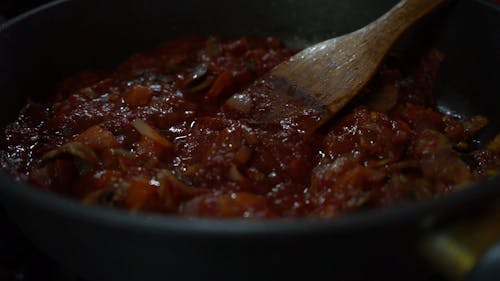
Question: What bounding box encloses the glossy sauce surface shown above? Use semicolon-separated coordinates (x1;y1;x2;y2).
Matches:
1;37;498;218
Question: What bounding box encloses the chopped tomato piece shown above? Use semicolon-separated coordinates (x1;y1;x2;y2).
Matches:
74;125;119;151
126;85;153;106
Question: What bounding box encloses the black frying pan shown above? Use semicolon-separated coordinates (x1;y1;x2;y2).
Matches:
0;1;499;280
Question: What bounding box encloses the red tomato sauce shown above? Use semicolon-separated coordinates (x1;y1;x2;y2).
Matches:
1;36;499;218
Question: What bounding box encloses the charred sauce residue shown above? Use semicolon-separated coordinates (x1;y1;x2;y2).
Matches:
1;36;499;218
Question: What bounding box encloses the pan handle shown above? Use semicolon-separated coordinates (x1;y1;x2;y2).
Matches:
419;201;500;281
467;242;500;281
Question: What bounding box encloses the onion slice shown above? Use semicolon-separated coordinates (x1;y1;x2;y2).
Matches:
132;119;173;148
43;142;99;164
224;92;252;114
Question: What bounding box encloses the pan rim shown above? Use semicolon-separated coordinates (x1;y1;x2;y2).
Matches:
0;0;69;30
1;172;499;237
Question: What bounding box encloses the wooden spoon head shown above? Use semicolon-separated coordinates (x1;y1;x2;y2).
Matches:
271;31;386;118
223;0;449;133
223;74;329;132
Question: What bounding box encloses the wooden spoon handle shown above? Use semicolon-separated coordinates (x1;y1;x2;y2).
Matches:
366;0;449;45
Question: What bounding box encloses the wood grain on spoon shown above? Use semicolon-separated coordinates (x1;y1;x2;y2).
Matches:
224;0;448;132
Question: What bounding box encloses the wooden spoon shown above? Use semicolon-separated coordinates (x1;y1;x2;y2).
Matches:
224;0;448;132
